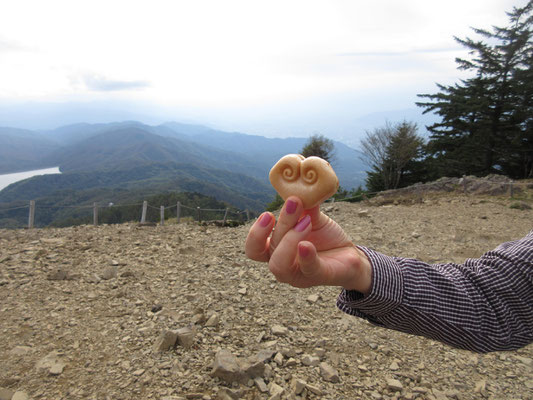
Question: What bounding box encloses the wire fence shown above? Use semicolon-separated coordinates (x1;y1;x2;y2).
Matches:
0;199;250;229
0;177;531;230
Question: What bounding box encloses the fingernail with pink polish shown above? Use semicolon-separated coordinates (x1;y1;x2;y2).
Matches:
285;199;297;214
294;215;311;232
259;213;272;227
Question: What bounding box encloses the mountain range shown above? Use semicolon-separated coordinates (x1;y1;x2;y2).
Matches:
0;121;368;217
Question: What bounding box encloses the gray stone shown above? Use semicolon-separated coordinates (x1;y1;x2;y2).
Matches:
271;325;289;336
211;349;245;384
153;330;179;352
47;268;68;280
50;362;65;375
319;362;340;383
301;354;320;366
205;313;220;327
251;349;275;364
10;346;32;356
11;392;29;400
36;351;66;375
216;388;239;400
101;266;117;280
291;378;306;395
306;294;320;303
389;361;399;370
240;358;265;379
268;382;284;399
254;377;268;393
386;378;403;392
176;327;195;349
0;387;15;400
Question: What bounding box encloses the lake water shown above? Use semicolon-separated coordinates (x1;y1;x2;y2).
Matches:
0;167;61;192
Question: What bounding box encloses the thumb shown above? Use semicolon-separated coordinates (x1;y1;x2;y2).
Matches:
297;241;325;283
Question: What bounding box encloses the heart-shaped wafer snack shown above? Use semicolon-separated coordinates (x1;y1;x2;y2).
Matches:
269;154;339;209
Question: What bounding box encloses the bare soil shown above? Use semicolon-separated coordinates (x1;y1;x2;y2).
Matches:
1;192;532;400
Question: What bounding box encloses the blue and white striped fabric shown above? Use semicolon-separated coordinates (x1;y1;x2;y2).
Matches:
337;230;533;353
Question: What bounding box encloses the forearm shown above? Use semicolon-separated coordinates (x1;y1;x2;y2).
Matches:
337;231;533;353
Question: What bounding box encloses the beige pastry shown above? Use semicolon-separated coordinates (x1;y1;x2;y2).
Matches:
269;154;339;209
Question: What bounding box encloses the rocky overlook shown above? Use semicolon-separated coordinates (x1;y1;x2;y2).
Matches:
1;191;532;400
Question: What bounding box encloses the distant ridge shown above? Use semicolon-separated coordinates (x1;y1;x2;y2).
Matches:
0;121;369;226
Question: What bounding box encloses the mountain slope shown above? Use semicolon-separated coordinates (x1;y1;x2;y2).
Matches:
161;122;367;189
0;127;60;173
42;125;267;181
0;162;272;212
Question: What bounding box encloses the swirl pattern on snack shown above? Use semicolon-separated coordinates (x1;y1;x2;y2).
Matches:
269;154;339;209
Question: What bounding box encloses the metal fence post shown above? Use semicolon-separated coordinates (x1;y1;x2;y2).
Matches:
140;201;148;224
93;202;98;226
223;208;229;225
160;205;165;226
28;200;35;229
177;202;181;224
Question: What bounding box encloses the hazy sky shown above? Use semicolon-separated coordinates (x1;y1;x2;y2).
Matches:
0;0;523;138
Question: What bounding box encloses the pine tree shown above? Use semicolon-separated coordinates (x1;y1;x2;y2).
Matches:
417;1;533;178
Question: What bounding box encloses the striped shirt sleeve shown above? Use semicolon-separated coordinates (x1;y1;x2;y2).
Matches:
337;230;533;353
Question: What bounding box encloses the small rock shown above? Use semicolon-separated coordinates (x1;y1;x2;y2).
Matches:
274;352;284;365
286;358;297;367
389;361;399;370
319;362;340;383
151;304;163;313
268;382;284;399
101;266;117;280
36;351;66;375
237;287;247;295
386;378;403;392
205;313;220;327
301;354;320;367
271;325;289;336
254;377;268;393
515;355;532;366
474;379;486;393
11;392;30;400
211;349;245;384
217;388;239;400
358;364;368;372
50;362;65;375
176;327;195;348
291;378;306;395
153;330;179;352
306;294;320;303
358;209;370;217
251;349;275;364
10;346;32;356
0;388;15;400
47;268;68;280
305;384;323;396
132;369;145;376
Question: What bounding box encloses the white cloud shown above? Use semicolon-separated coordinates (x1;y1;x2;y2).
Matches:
0;0;522;111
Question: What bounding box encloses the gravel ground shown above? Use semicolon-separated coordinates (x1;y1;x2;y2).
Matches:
1;192;532;400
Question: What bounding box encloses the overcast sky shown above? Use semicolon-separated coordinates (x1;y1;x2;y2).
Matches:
0;0;523;138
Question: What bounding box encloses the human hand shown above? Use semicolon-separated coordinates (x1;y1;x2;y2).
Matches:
245;196;372;294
